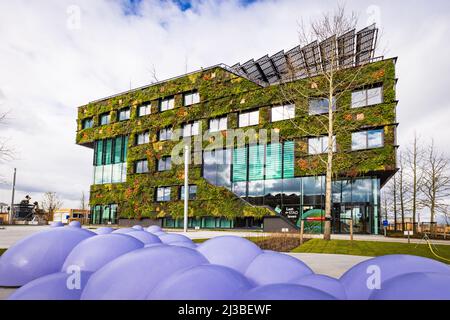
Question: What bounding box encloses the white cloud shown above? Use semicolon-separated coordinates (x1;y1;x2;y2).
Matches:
0;0;449;208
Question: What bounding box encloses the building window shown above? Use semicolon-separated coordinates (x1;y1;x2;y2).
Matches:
183;91;200;106
351;86;383;108
159;127;172;141
160;97;175;112
271;104;295;122
136;131;150;145
82;118;93;129
93;136;128;185
157;156;172;171
182;121;200;137
239;110;259;127
351;129;384;150
309;98;336;115
156;187;171;202
138;104;151;117
99;113;110;125
209;116;227;132
118;108;130;121
308;136;337;155
180;185;197;200
135;159;149;174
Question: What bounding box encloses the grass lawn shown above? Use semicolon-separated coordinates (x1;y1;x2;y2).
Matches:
292;239;450;264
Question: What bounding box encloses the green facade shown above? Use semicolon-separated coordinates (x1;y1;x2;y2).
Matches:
76;58;397;228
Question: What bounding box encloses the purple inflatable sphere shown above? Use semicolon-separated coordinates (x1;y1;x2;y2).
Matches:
132;225;144;230
340;255;450;300
148;264;254;300
244;252;313;285
158;233;192;244
61;234;144;272
147;225;162;233
126;231;162;245
370;272;450;300
81;246;208;300
292;274;347;300
50;221;64;227
8;271;92;300
197;236;262;273
0;227;95;286
95;227;113;235
169;241;198;249
68;221;81;228
239;283;336;300
112;227;135;234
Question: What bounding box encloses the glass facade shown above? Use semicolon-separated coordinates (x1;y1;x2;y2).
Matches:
92;204;118;224
93;136;128;184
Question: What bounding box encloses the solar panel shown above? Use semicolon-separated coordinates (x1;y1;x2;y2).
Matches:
355;24;377;66
229;25;378;86
338;29;356;68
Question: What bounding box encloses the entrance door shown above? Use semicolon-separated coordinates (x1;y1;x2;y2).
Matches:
333;204;371;234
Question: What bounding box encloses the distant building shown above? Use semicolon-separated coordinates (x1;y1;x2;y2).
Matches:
76;26;398;234
53;209;90;224
0;202;9;224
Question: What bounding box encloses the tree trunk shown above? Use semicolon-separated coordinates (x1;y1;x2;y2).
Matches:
323;79;334;241
400;169;405;231
412;136;417;232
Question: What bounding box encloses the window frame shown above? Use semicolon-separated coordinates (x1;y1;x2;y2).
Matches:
118;107;130;121
159;96;175;112
159;127;173;141
157;156;172;172
308;97;336;115
136;131;150;145
99;112;111;126
156;186;171;202
135;159;149;174
239;109;259;128
307;136;337;155
209;116;227;133
351;85;383;108
180;185;197;200
183;91;200;107
182;121;200;137
351;129;384;151
82;117;93;129
271;104;295;122
138;104;151;117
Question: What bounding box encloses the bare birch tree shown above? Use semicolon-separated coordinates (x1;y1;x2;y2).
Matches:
279;6;380;240
41;192;63;221
406;132;424;231
419;141;450;224
80;191;88;211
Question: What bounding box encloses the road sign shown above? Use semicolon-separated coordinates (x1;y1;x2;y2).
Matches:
383;220;388;227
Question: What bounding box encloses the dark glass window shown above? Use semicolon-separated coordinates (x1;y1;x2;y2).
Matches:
180;185;197;200
82;118;93;129
135;159;148;174
309;97;336;115
157;156;172;171
99;113;110;125
156;187;171;201
118;108;130;121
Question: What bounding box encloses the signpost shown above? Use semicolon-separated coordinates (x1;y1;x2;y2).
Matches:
9;168;16;225
404;230;413;244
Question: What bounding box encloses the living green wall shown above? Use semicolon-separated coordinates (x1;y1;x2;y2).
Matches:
78;59;397;220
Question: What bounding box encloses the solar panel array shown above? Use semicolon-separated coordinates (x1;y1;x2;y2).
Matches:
231;25;378;86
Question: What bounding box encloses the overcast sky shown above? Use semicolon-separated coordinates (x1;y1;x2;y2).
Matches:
0;0;449;209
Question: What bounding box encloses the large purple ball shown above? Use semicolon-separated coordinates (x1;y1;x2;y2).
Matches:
0;227;95;286
239;283;336;300
95;227;114;235
244;252;313;285
197;236;262;273
61;234;144;273
292;274;347;300
50;221;64;227
81;246;208;300
68;221;81;228
8;271;92;300
132;225;144;231
158;233;192;244
112;227;135;234
170;241;198;249
126;231;162;245
369;272;450;300
340;255;450;300
147;264;253;300
147;225;162;233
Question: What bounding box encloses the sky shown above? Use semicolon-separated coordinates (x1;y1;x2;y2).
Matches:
0;0;449;211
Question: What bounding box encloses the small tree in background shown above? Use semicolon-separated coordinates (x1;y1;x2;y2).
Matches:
406;132;424;231
419;141;450;225
41;191;63;221
80;191;88;211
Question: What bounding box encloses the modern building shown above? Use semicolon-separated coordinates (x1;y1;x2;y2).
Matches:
76;25;398;234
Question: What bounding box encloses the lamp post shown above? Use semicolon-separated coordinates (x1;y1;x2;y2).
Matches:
183;145;189;233
9;168;16;224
